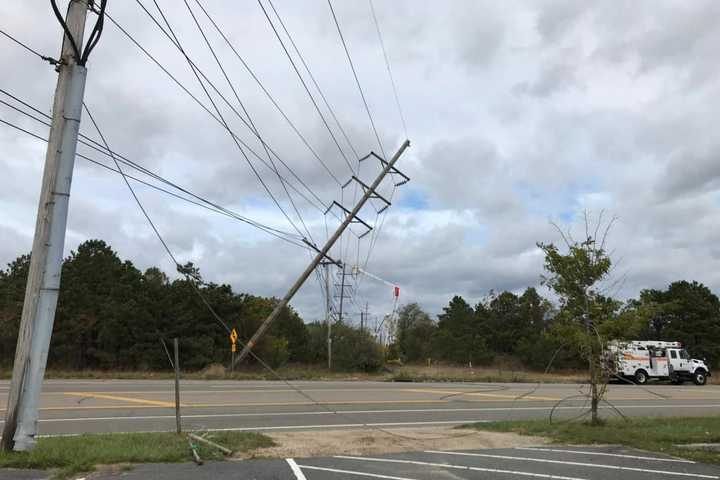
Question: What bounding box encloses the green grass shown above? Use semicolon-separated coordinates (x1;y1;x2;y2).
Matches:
0;363;590;384
386;365;586;384
0;431;274;479
462;416;720;464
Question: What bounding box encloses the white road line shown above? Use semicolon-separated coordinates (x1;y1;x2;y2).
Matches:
298;464;418;480
286;459;308;480
424;450;719;479
15;403;720;424
333;455;587;480
516;447;695;464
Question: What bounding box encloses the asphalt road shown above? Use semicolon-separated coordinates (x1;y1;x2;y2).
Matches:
1;379;719;436
4;445;715;480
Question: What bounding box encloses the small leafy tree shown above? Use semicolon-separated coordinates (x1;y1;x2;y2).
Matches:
538;213;618;425
394;303;436;362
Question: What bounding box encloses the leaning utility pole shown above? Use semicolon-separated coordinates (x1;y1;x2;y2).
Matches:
235;140;410;365
1;0;98;451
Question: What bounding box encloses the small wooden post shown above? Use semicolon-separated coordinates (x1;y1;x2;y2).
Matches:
174;338;181;434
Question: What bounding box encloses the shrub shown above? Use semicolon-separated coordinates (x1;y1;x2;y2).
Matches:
330;323;384;372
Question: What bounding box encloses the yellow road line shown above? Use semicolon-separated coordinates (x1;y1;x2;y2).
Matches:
0;395;714;413
32;388;443;396
63;392;181;408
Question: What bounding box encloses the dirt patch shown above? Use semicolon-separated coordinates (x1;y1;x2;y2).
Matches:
236;427;546;459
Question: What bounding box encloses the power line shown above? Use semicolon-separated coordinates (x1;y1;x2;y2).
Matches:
193;0;343;186
266;0;361;162
362;184;397;273
0;90;305;239
0;28;58;64
1;2;331;247
257;0;355;174
103;10;329;214
0;100;307;248
264;0;366;272
368;0;408;139
0;114;307;248
80;110;420;447
181;0;315;244
83;101;232;335
327;0;386;160
0;25;330;247
135;0;314;240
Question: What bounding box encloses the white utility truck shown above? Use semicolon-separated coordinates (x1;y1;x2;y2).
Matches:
607;340;710;386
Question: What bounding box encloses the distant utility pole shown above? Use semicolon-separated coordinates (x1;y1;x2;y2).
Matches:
335;264;353;324
363;302;369;332
320;261;334;369
1;0;98;452
235;140;410;365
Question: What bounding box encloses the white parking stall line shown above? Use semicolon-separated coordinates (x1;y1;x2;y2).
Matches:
333;455;588;480
516;447;696;463
424;450;719;479
286;458;308;480
297;464;418;480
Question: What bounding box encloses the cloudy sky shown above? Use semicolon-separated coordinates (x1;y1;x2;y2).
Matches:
2;0;719;325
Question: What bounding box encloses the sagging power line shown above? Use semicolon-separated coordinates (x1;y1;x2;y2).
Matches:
0;0;423;453
0;92;308;248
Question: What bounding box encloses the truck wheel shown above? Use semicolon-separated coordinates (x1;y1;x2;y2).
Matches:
693;370;707;386
634;370;648;385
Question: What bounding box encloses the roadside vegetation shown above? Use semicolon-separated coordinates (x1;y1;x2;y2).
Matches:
0;362;590;383
462;416;720;465
0;431;274;479
1;238;718;377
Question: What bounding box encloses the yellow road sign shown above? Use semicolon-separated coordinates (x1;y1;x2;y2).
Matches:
230;328;238;344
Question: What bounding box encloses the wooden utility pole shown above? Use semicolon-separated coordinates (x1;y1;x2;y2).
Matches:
234;140;410;365
2;0;92;452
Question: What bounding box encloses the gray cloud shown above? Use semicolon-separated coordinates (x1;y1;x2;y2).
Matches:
2;0;720;323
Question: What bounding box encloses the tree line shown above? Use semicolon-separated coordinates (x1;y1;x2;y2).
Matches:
1;238;718;372
0;240;380;372
392;279;720;371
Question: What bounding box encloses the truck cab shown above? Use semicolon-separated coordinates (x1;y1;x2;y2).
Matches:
667;347;710;385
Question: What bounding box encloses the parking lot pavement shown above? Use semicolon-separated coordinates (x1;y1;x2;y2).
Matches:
82;446;720;479
0;470;48;480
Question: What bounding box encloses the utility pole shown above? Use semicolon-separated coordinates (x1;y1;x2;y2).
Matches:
324;262;332;369
1;0;96;452
363;302;369;332
235;140;410;365
335;264;353;325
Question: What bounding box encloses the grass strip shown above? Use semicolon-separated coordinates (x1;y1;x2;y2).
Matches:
461;416;720;465
0;365;592;384
0;431;274;479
